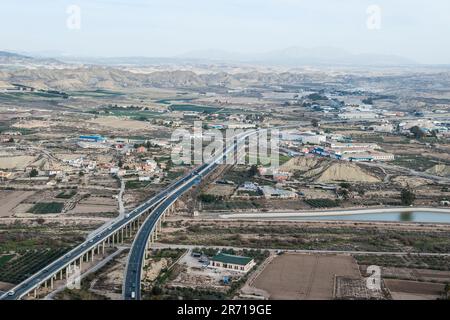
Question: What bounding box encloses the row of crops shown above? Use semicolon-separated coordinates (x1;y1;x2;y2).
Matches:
305;198;341;208
0;248;69;284
27;202;64;214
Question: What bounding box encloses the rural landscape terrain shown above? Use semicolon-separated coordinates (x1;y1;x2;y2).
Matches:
0;48;449;301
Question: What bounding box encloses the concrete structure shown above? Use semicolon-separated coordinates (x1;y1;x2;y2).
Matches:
209;252;254;273
324;142;379;150
78;135;106;143
371;123;394;133
259;185;297;199
338;112;379;120
299;133;326;145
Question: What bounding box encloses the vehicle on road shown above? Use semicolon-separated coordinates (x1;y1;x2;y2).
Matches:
7;291;14;296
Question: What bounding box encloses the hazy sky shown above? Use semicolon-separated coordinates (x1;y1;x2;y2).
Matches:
1;0;449;64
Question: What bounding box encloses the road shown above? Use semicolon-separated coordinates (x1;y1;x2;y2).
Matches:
0;167;199;300
122;128;269;300
118;177;125;217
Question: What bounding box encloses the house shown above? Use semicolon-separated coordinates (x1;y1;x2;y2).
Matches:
0;171;12;179
209;252;254;273
136;146;147;153
238;182;259;192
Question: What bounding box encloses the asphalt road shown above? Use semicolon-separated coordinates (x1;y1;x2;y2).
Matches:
122;129;265;299
123;161;219;300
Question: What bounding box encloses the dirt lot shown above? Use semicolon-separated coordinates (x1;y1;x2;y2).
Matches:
379;267;450;283
170;250;244;291
0;155;36;169
251;253;360;300
67;197;117;214
204;184;236;197
384;279;445;300
0;190;34;217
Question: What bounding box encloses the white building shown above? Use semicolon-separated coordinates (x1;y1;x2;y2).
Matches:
338;112;379;120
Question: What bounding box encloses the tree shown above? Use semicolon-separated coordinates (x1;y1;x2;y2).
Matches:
152;286;163;295
337;188;350;200
29;168;38;178
401;189;415;206
410;126;425;140
248;165;258;177
430;130;438;138
311;119;320;128
444;283;450;299
339;182;351;189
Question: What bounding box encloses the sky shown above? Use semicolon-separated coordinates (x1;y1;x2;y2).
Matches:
1;0;449;64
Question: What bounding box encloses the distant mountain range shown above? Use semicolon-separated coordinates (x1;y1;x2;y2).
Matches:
0;46;417;67
178;47;417;67
0;50;63;66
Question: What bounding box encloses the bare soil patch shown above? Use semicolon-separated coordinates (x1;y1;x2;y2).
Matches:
251;253;360;300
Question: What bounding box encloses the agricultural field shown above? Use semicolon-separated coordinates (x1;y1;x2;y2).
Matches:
392;154;443;171
0;254;14;268
354;255;450;271
0;221;99;252
384;279;446;300
0;191;34;217
125;180;151;189
169;104;221;113
305;198;341;208
160;219;450;253
27;202;64;214
251;253;360;299
0;248;69;284
55;190;77;199
70;89;125;98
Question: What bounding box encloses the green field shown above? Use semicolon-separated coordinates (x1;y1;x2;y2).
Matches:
392;154;441;171
70;89;125;97
56;190;76;199
169;104;222;113
155;97;197;105
88;105;163;120
0;91;68;102
27;202;64;214
0;254;15;268
0;249;69;284
125;180;151;189
305;198;341;208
